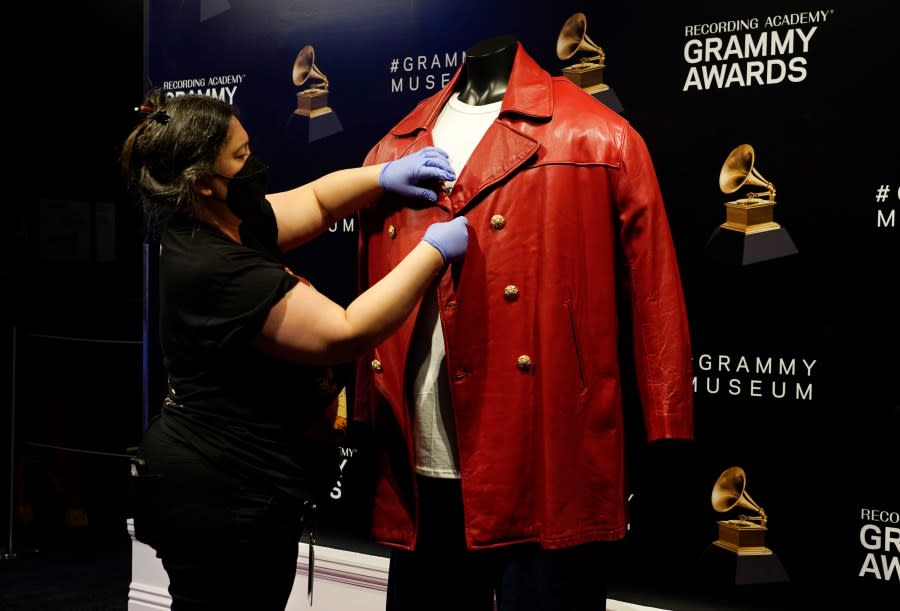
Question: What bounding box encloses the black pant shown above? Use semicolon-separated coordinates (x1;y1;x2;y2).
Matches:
386;476;609;611
131;432;307;610
155;487;304;611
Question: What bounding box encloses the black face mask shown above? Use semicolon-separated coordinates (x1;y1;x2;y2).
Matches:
217;154;269;220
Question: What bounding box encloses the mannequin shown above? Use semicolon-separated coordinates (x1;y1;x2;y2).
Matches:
457;35;517;105
357;39;694;611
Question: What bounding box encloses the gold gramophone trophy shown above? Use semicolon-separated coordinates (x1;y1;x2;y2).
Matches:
293;45;333;118
712;466;772;554
557;12;608;94
288;44;343;142
556;13;622;112
719;144;780;234
702;466;789;584
704;144;797;265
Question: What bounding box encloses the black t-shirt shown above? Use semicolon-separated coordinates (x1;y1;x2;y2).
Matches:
146;202;346;502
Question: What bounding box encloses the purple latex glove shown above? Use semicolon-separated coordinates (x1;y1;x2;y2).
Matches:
379;147;456;201
422;216;469;263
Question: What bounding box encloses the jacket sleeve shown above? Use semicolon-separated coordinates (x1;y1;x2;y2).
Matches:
613;124;694;441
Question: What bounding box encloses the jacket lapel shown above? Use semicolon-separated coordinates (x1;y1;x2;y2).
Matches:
388;42;555;214
446;123;539;213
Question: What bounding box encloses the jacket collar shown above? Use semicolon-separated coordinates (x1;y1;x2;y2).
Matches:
391;42;554;137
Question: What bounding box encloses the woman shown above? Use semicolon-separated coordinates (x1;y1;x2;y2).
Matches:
120;90;467;610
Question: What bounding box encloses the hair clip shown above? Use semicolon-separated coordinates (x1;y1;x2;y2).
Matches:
134;101;170;125
147;110;171;125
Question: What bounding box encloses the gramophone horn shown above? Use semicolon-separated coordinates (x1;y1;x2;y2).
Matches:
719;144;775;198
557;12;605;61
292;45;329;89
711;466;767;522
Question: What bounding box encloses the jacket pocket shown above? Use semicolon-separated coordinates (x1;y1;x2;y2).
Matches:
564;299;587;391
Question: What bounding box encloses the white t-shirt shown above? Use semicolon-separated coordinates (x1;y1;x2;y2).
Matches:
410;92;501;479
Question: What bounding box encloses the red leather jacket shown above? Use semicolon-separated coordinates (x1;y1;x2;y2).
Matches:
355;43;693;551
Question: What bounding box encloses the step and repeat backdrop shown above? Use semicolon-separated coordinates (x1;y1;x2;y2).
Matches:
143;0;897;607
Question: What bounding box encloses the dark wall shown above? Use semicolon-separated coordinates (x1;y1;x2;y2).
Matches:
2;0;146;547
14;6;146;330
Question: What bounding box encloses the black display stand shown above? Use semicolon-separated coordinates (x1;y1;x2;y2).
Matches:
704;226;798;266
699;542;790;585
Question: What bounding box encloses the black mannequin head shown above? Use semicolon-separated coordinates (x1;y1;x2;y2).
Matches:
457;35;518;106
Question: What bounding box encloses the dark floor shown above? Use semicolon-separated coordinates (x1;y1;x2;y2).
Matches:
0;525;132;611
1;524;893;611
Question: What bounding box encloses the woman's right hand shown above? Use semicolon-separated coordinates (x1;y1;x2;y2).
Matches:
422;216;469;263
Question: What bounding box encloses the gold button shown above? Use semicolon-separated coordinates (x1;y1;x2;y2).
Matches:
504;285;519;301
490;214;506;230
387;225;396;239
370;359;383;373
516;355;533;371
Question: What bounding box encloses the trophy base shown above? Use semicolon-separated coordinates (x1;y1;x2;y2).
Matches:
591;88;623;113
700;541;789;585
713;520;772;554
286;110;343;143
294;106;334;118
562;63;606;90
296;89;330;113
582;83;610;94
704;225;798;266
723;198;777;229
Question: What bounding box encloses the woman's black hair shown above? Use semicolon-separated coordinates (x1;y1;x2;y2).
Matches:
120;89;239;232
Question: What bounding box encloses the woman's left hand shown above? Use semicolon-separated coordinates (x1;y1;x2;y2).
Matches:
379;147;456;201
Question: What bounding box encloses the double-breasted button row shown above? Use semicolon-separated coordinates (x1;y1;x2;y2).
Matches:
388;216;505;236
370;354;534;380
371;355;533;374
373;213;530;376
493;213;530;372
